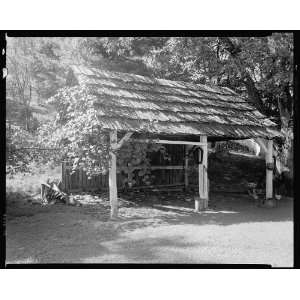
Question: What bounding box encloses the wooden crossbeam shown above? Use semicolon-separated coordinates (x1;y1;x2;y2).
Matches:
114;132;133;150
132;138;206;146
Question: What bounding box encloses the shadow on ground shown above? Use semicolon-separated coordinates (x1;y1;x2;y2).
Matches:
5;192;293;265
117;192;293;227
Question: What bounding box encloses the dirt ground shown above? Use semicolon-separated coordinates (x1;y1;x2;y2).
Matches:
5;192;293;266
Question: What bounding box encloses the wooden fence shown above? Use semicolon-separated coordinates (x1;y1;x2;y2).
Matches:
60;144;206;193
61;161;199;193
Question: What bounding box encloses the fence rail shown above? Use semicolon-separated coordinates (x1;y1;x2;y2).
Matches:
61;161;198;193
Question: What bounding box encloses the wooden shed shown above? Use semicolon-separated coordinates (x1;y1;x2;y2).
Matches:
68;65;280;218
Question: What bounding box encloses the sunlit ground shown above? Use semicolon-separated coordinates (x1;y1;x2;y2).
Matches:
6;193;293;266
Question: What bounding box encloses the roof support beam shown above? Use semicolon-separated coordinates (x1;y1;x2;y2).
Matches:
195;135;209;212
111;132;133;150
132;138;206;146
109;131;133;218
184;145;189;189
109;130;118;219
116;132;133;149
265;139;273;200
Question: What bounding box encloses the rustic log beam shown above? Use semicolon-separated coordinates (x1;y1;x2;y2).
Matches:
195;135;209;212
203;137;209;207
114;132;133;150
266;139;273;200
109;130;118;219
65;164;187;171
132;138;206;146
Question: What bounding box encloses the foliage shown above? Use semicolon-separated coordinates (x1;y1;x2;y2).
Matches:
6;37;83;132
78;35;293;168
6;123;36;174
38;85;169;185
6;35;294;180
117;141;169;187
6;165;62;202
79;36;293;125
6;122;62;175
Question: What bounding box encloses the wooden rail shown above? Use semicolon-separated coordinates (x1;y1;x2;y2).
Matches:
61;161;190;193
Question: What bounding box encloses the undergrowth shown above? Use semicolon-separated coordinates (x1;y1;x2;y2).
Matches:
6;161;61;203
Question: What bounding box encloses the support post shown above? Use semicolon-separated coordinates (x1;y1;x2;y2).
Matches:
184;145;189;189
195;135;209;212
109;130;118;219
266;139;273;200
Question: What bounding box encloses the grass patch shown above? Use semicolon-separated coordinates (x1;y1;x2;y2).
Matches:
6;164;61;204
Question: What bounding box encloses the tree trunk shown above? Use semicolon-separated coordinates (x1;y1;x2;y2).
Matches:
218;37;265;112
243;74;265;112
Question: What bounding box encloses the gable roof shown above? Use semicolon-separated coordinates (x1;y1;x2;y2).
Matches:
71;65;279;139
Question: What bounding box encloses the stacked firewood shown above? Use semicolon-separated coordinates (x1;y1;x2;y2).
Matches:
40;179;80;206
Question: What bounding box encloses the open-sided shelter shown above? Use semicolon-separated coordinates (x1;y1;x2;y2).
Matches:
70;65;280;218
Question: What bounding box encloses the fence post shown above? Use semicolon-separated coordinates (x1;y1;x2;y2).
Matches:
184;145;189;189
61;162;66;192
79;167;83;191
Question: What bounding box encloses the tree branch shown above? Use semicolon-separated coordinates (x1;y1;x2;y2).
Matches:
218;37;265;113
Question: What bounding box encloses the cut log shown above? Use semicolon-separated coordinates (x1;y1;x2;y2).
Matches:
40;181;70;205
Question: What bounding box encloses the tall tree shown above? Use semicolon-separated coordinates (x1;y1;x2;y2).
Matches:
77;35;293;165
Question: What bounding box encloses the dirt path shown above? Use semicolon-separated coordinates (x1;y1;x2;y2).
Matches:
5;194;293;266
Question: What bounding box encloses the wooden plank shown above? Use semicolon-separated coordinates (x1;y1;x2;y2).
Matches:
266;139;273;199
109;130;118;219
184;145;189;188
130;183;185;190
115;132;133;149
79;167;83;191
68;188;82;193
66;168;70;193
132;138;207;146
83;170;87;190
151;165;184;170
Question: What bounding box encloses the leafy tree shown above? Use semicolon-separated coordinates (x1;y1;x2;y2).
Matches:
6;35;293;182
39;85;168;185
6;37;82;131
77;35;293;166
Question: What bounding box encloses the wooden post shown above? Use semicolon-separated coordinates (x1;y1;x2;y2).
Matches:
184;145;189;189
79;167;83;191
109;130;118;219
266;139;273;199
61;162;65;192
195;135;208;211
203;137;209;208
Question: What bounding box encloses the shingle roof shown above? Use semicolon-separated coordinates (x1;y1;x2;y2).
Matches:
71;65;279;139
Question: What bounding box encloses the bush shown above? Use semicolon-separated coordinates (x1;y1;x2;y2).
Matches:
6;163;61;203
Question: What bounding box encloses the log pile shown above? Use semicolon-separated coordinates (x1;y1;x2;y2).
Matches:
40;179;80;206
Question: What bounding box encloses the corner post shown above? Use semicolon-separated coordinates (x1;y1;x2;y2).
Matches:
109;130;118;219
195;135;208;211
184;145;189;189
266;139;273;199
